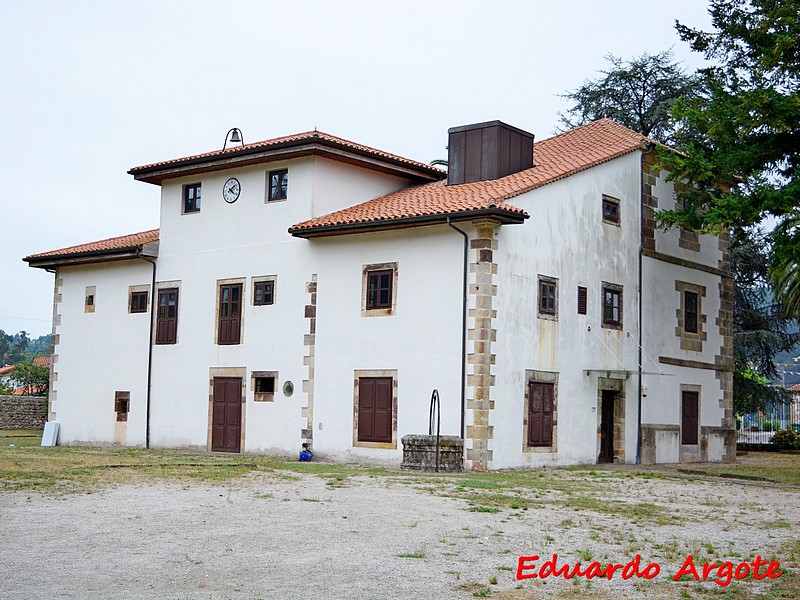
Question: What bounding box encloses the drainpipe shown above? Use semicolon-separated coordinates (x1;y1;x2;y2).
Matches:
138;254;157;449
447;217;468;441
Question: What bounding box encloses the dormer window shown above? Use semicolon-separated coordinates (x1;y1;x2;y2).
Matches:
183;183;201;214
268;169;288;201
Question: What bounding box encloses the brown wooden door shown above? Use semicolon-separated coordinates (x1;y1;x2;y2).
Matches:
681;391;699;445
358;377;392;443
527;382;554;446
212;377;242;452
599;390;615;463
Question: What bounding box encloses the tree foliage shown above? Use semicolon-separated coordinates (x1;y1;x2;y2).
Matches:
730;227;798;412
9;360;49;396
657;0;800;234
558;50;703;144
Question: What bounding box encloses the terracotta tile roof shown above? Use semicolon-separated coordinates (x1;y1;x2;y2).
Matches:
0;366;13;376
290;119;651;235
129;130;444;180
25;229;159;261
32;356;51;368
788;383;800;392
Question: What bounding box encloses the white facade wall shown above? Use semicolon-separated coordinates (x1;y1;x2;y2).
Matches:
52;261;152;445
491;153;643;468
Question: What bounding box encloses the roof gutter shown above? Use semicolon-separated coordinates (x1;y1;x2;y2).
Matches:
289;207;528;239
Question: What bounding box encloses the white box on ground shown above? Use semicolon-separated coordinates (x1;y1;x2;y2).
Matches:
41;422;59;447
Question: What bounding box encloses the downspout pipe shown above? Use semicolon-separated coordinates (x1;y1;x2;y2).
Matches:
138;253;157;449
447;217;469;442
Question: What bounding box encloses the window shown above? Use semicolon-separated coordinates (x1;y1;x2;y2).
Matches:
684;291;699;334
156;288;179;344
253;279;275;306
602;195;620;224
252;371;278;402
357;377;393;443
362;263;398;316
681;390;699;445
577;286;588;315
85;286;96;313
115;391;130;422
268;169;288;201
538;276;557;317
218;283;243;345
602;284;622;328
367;269;393;310
130;291;148;314
183;183;201;213
527;382;554;447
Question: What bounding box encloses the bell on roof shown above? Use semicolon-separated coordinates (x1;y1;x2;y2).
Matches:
223;127;244;150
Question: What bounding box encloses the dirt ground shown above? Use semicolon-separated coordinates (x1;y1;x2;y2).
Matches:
1;455;799;599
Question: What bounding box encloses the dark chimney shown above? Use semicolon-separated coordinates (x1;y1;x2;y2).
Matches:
447;121;534;186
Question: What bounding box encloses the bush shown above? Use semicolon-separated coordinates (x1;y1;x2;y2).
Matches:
763;421;774;432
771;429;800;451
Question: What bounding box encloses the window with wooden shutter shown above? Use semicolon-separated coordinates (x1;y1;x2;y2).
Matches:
357;377;393;443
538;276;557;317
218;283;243;345
684;291;699;334
527;382;554;447
681;390;699;445
577;286;587;315
155;288;179;344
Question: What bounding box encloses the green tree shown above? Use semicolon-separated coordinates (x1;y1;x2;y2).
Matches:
730;228;798;412
558;50;703;144
657;0;800;233
9;360;49;396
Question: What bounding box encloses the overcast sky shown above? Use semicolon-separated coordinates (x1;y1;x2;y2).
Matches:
0;1;713;339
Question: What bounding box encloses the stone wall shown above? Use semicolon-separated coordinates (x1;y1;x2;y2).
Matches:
0;395;48;430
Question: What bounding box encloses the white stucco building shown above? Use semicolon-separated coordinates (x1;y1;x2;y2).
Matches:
25;119;735;469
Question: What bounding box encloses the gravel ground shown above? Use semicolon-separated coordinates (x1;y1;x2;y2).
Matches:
1;468;798;599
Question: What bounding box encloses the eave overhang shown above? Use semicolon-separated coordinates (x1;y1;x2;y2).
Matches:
289;207;528;239
128;138;445;185
24;242;158;270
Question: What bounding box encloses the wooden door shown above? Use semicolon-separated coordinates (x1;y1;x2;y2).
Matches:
212;377;242;452
599;390;615;463
527;382;554;446
358;377;392;443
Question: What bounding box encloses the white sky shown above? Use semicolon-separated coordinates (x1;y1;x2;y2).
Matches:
0;0;713;339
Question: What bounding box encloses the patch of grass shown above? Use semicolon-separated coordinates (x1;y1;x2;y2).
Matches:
577;548;593;561
497;566;513;571
562;496;680;525
469;506;501;513
397;549;427;559
671;454;800;486
761;520;791;530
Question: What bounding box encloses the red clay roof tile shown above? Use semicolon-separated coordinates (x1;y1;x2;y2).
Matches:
289;119;651;235
25;229;159;261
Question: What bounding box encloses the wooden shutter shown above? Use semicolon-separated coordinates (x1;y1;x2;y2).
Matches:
681;391;699;445
527;382;554;446
156;288;178;344
684;291;699;333
358;377;393;443
577;286;587;314
218;283;243;345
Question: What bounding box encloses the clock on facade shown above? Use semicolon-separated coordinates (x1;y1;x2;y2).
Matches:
223;177;241;203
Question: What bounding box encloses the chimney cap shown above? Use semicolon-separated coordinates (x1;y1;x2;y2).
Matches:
447;120;534;140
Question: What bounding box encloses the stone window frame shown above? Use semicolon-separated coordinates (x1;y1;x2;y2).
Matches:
674;281;707;351
251;370;279;402
537;275;558;321
128;284;150;314
252;275;277;306
85;286;96;313
361;262;398;317
522;370;558;454
680;384;701;447
352;369;398;449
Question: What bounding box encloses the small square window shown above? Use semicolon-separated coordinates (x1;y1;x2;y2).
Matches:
254;280;275;306
85;286;96;313
602;284;623;328
268;169;288;201
252;371;278;402
255;376;275;394
130;291;148;313
184;183;201;213
366;269;393;310
537;276;557;317
602;195;620;225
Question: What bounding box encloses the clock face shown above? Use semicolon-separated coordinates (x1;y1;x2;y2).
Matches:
223;178;241;203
